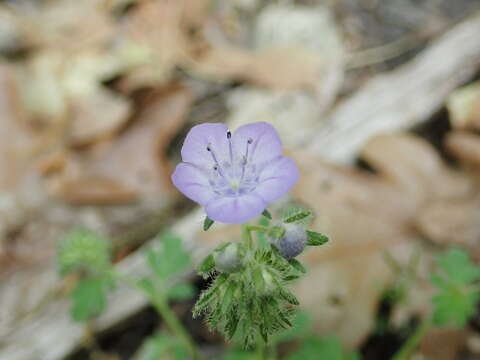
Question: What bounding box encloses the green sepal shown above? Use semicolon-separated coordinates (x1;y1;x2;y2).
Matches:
198;254;215;276
268;225;286;240
262;209;272;219
289;258;307;273
203;216;214;231
283;208;312;224
306;231;329;246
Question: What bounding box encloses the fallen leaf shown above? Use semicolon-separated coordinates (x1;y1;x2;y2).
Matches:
447;81;480;130
419;328;469;360
53;84;192;205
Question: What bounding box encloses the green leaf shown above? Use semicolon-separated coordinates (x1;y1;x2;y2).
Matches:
430;248;480;328
136;333;188;360
70;276;113;322
306;231;329;246
432;287;479;328
204;216;214;231
146;233;191;279
437;248;480;284
137;276;157;299
58;228;111;275
286;336;360;360
283;207;312;224
262;209;272;219
167;283;196;301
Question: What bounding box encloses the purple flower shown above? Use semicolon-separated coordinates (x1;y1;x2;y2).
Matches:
171;122;299;224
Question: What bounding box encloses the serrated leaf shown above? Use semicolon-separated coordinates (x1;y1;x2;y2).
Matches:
430;248;480;328
58;228;111;275
167;283;195;301
437;248;480;284
432;289;478;328
306;231;329;246
70;276;113;322
146;233;191;279
204;216;214;231
262;209;272;219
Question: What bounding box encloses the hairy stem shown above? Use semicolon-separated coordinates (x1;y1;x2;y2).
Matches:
112;271;203;360
152;295;203;360
392;316;431;360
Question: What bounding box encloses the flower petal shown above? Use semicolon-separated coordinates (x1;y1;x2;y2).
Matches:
181;123;230;168
171;162;215;205
254;156;299;202
205;194;266;224
233;122;282;164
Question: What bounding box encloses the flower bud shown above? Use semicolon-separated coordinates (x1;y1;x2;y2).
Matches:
214;243;243;273
270;223;307;259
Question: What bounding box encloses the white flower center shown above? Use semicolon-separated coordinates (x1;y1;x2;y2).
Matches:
206;131;259;197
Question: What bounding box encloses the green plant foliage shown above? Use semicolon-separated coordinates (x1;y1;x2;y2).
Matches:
146;233;191;279
136;333;189;360
58;228;111;275
70;275;114;321
286;336;360;360
141;233;194;302
221;349;256;360
262;209;272;220
168;283;196;301
193;245;303;348
204;216;215;231
282;207;312;225
431;248;480;327
256;216;271;249
306;231;329;246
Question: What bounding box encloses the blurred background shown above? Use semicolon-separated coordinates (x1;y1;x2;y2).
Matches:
2;0;480;359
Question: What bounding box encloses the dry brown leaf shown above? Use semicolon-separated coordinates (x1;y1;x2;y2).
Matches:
447;81;480;130
0;64;31;190
68;87;131;145
419;328;469;360
189;46;324;90
120;0;192;90
24;0;115;53
446;131;480;170
53;85;192;205
416;197;480;248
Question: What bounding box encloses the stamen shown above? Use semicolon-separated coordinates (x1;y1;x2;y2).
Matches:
207;142;227;179
241;139;253;180
227;131;234;163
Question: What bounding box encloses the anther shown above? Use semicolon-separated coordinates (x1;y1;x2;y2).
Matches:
206;144;211;152
247;138;253;144
227;131;232;139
